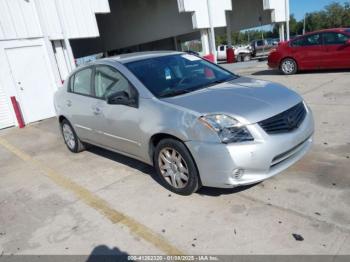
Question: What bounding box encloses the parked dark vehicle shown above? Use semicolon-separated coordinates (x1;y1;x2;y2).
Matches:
268;28;350;75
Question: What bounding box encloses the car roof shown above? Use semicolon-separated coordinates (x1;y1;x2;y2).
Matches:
300;28;350;36
101;51;184;64
288;28;350;42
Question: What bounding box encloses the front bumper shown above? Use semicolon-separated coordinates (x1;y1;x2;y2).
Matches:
267;52;280;69
186;108;314;188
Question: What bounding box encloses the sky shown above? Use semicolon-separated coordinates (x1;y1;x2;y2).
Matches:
291;0;349;20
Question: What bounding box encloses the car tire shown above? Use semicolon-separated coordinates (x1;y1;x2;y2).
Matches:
154;138;201;195
280;58;298;75
60;119;85;153
243;54;251;62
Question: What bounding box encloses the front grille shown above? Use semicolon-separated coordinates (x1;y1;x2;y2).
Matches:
259;102;306;134
271;137;310;167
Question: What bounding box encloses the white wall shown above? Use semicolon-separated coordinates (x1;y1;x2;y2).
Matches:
178;0;289;31
0;0;110;41
178;0;232;28
0;0;42;40
264;0;289;23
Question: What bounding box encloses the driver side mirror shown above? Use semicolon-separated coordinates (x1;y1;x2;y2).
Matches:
106;91;138;107
345;39;350;46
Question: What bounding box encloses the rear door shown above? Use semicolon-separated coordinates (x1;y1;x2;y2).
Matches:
64;67;97;142
290;34;323;70
321;32;350;69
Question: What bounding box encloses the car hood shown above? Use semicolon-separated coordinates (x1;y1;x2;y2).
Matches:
162;77;302;124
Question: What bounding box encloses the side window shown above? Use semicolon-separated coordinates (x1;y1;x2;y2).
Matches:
256;40;264;46
94;66;132;99
323;32;349;45
305;34;321;46
71;68;92;95
291;37;305;47
292;34;321;47
219;46;225;51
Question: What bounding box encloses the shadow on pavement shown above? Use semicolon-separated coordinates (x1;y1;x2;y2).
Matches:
252;70;281;76
86;245;129;262
88;145;261;197
196;183;259;196
252;68;350;76
87;145;164;186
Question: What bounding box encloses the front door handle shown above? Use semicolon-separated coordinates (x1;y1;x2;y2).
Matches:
93;107;101;115
66;100;72;107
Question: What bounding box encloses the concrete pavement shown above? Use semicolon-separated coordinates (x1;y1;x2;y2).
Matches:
1;62;349;256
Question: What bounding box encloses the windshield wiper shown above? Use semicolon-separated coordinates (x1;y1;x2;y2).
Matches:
202;76;237;88
158;89;192;98
159;76;239;98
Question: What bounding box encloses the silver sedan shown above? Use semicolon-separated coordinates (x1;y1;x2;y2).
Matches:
54;51;314;195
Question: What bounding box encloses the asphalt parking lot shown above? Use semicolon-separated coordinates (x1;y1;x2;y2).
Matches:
1;61;350;257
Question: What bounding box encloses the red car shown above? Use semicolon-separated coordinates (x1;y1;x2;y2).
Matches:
268;28;350;75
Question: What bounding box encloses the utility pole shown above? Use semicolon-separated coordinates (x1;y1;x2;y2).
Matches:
285;0;290;40
207;0;217;63
303;13;307;35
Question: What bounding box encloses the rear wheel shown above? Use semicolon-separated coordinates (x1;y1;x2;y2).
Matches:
280;58;298;75
60;119;85;153
154;138;200;195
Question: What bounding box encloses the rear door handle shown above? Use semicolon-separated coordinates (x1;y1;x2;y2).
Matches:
66;100;72;107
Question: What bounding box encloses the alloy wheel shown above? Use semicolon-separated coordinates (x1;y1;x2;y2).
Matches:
281;60;296;74
62;123;76;150
158;147;189;189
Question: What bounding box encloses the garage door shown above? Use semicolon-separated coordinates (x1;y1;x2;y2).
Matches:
0;85;14;129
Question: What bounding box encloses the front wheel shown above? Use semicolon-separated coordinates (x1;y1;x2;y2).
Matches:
154;138;201;195
280;58;298;75
243;54;251;62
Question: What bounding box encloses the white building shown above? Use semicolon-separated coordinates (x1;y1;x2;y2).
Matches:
0;0;289;130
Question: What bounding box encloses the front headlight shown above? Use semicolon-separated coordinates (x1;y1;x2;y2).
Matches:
199;114;254;144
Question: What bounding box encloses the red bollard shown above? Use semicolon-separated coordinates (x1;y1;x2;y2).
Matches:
10;96;25;128
203;54;215;63
226;47;235;63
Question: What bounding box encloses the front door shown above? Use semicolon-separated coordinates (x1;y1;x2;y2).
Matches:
321;32;350;69
91;65;142;158
5;45;56;123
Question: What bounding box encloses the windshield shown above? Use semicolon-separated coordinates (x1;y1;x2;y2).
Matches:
125;54;238;98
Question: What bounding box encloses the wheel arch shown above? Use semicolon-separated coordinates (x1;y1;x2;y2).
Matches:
149;133;185;163
58;115;68;124
149;132;202;187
